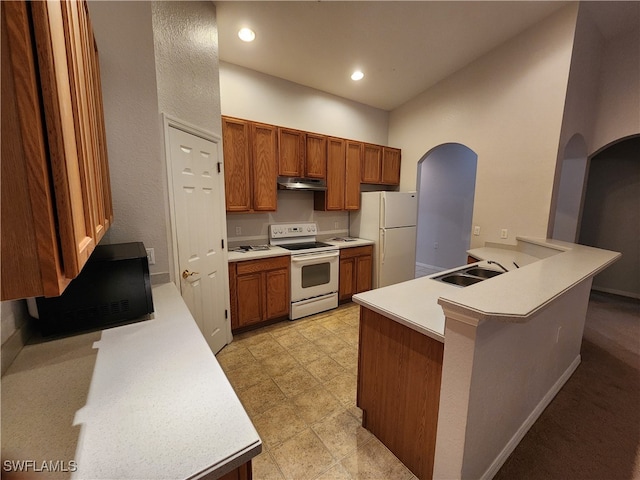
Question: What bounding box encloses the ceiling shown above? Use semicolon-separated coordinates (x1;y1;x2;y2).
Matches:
215;1;639;111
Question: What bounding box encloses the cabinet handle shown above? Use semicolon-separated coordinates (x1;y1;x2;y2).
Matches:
182;269;200;279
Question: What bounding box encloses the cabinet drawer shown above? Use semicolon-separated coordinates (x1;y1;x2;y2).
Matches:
235;255;290;275
340;245;373;259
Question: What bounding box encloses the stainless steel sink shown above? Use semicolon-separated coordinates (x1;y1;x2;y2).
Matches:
433;265;503;287
464;267;503;279
437;274;485;287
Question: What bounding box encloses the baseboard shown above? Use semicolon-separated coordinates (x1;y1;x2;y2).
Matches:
480;355;582;480
415;262;445;271
1;322;33;376
592;286;640;300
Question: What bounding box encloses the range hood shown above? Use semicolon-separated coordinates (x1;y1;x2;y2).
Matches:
277;176;327;191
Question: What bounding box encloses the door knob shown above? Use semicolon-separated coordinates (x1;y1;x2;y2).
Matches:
182;269;199;279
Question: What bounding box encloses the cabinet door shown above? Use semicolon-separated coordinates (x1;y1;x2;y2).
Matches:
325;137;346;210
305;133;327;179
251;122;277;211
228;264;239;329
382;147;401;185
222;117;252;212
236;273;264;327
265;268;290;320
345;141;362;210
339;257;356;301
278;128;305;177
356;254;373;294
361;144;382;183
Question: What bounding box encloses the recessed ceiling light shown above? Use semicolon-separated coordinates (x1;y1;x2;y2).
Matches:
238;27;256;42
351;70;364;81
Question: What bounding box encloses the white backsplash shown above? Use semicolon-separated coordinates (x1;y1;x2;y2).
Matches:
226;190;349;245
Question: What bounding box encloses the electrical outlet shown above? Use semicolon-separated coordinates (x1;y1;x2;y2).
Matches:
146;248;155;265
235;226;242;236
473;226;481;236
500;229;508;239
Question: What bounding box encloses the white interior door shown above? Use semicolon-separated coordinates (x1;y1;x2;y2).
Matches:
166;124;229;354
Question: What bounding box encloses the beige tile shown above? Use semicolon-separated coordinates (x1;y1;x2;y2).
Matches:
287;342;326;365
315;463;353;480
339;327;361;347
261;320;297;338
290;385;343;424
317;316;351;334
253;404;308;449
259;351;301;378
297;323;333;342
272;365;320;398
312;409;373;460
345;405;364;423
252;451;285;480
270;429;335;480
313;334;350;354
216;345;259;372
273;330;309;350
236;378;286;417
340;436;414;480
233;329;274;346
329;346;359;372
248;338;289;361
225;359;272;392
305;355;346;383
324;372;358;407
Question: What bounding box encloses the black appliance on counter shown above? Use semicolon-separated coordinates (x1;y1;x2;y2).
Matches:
33;242;154;337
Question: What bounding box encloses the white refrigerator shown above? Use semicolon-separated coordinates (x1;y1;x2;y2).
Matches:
350;191;418;289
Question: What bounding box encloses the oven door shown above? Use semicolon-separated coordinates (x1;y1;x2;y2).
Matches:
290;250;339;302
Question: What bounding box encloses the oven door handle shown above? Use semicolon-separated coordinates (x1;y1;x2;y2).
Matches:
291;251;340;263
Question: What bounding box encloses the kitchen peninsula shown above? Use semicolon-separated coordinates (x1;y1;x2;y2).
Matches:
1;284;260;480
353;237;620;480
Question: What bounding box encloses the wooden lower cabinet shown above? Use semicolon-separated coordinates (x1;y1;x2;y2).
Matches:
218;460;252;480
339;245;373;302
358;307;444;479
229;256;290;331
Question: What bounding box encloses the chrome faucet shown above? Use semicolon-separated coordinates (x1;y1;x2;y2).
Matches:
487;260;509;272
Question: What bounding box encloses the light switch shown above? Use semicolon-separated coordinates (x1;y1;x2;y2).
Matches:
473;226;481;236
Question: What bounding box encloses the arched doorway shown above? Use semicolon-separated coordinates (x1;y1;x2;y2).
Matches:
579;135;639;299
551;134;588;242
415;143;478;276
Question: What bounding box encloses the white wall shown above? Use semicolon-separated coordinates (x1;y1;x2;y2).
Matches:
592;26;640;153
88;2;169;280
219;62;391;243
416;144;477;270
89;1;221;282
389;4;579;249
1;300;29;375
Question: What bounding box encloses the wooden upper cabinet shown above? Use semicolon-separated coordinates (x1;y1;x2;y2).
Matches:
305;133;327;179
222;116;277;213
278;127;305;177
345;141;362;210
382;147;401;185
361;144;382;183
251;122;278;211
316;137;346;211
361;143;401;186
1;0;112;300
222;117;252;212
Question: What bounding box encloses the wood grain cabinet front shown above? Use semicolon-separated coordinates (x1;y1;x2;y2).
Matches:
314;138;362;211
361;144;401;186
229;256;290;331
222;116;278;213
339;245;373;302
1;0;112;301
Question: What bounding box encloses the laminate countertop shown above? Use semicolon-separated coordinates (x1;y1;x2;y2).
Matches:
352;237;620;342
1;283;261;480
227;237;374;262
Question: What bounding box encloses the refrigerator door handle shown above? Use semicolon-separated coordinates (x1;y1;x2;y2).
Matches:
381;229;385;264
381;195;386;227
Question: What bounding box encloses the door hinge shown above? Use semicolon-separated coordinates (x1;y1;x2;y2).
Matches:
217;162;222;174
225;309;228;319
221;239;225;249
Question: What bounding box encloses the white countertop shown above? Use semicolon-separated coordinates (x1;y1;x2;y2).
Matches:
1;283;261;480
227;237;373;262
352;237;620;340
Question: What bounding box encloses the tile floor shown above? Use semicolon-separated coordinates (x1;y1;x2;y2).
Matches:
415;264;443;278
216;303;416;480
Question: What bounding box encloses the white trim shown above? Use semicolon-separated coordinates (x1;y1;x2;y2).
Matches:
479;354;582;480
